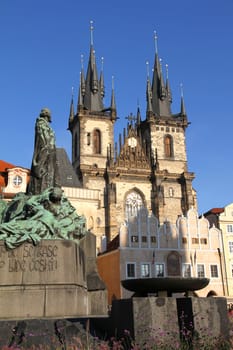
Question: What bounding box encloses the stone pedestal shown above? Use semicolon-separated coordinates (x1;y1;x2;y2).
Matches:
101;296;230;346
0;233;107;319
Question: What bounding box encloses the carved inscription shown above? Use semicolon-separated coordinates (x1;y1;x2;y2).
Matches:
0;244;58;273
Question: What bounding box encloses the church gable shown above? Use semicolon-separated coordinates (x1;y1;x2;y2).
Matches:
114;124;151;171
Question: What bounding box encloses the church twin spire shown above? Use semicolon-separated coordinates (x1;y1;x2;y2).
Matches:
69;26;187;127
146;31;186;120
69;21;117;128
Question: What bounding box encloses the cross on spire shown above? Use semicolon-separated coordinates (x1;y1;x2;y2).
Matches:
125;113;137;124
90;20;94;45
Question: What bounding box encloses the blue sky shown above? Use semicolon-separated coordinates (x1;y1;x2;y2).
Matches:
1;0;233;215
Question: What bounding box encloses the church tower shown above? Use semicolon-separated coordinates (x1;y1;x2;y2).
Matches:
68;22;117;187
137;32;196;224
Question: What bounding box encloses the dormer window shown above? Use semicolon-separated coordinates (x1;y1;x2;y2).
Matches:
13;175;23;187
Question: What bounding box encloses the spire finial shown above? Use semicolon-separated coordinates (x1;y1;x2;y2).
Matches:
110;75;117;116
165;64;169;80
180;82;184;97
159;58;163;74
146;60;150;78
154;30;158;54
71;86;74;97
101;56;104;71
180;82;186;116
81;54;84;69
90;20;94;45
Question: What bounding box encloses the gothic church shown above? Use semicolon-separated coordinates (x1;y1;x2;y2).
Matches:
67;29;197;247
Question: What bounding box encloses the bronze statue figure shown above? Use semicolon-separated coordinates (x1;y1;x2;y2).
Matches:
0;187;87;249
27;108;60;195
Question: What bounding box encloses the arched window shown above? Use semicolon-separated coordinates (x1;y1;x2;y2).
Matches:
93;129;101;154
125;191;144;219
164;135;173;158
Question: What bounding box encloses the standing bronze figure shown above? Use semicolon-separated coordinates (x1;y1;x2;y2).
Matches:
27;108;60;195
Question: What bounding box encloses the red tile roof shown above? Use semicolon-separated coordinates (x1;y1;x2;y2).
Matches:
0;160;16;188
0;160;15;172
203;208;224;216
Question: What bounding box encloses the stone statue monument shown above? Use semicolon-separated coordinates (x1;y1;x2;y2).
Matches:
27;108;60;195
0;108;107;328
0;108;84;248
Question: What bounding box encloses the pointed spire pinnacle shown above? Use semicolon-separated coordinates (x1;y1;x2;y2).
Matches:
154;31;161;79
99;56;105;98
165;63;172;102
180;83;186;116
146;61;153;115
137;99;141;125
110;75;116;115
68;86;75;126
78;71;84;111
80;22;115;115
91;50;98;93
159;58;166;100
80;54;85;95
146;60;150;79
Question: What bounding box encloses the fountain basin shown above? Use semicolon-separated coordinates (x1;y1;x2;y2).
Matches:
121;277;210;296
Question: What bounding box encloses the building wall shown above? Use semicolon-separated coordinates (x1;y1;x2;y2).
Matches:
98;207;225;303
97;250;120;305
62;186;106;252
218;203;233;297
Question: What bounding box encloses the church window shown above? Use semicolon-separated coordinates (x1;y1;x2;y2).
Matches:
87;132;91;145
96;217;101;226
125;191;144;218
227;225;233;233
166;127;170;132
93;129;101;154
182;237;187;244
164;135;173;158
141;236;147;243
169;187;174;197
